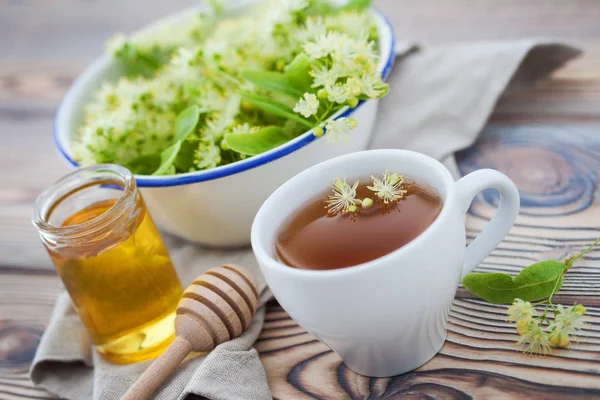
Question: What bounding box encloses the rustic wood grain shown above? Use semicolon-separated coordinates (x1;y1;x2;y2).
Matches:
2;0;600;399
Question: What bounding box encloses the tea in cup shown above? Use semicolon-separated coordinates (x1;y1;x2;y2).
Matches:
252;149;520;377
276;176;443;271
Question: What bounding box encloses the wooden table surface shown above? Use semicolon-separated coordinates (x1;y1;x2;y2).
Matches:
2;0;600;399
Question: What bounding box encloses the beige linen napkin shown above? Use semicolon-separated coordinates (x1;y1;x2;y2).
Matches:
30;39;580;400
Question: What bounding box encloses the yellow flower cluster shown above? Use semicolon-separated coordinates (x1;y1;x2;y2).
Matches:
508;298;586;355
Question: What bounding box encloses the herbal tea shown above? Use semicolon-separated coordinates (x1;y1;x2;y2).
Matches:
276;174;443;270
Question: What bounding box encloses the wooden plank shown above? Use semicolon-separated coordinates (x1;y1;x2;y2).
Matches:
2;0;600;399
0;272;60;399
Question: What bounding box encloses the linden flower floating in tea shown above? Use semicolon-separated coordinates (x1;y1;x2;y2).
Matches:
326;178;360;215
368;171;408;204
325;171;406;216
463;237;600;355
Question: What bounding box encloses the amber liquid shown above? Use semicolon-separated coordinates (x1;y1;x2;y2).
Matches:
276;180;443;270
47;199;183;363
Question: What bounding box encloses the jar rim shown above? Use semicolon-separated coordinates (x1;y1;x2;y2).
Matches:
32;164;137;241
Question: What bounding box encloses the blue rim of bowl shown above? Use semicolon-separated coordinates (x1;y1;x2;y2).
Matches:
53;6;396;188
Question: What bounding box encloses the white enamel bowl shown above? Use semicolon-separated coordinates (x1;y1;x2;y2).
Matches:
53;4;395;246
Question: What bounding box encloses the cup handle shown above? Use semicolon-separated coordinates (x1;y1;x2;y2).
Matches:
455;169;520;279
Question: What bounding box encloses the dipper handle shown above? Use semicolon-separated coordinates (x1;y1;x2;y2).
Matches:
121;336;192;400
121;264;259;400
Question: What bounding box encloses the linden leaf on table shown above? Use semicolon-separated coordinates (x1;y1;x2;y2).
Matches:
462;260;567;304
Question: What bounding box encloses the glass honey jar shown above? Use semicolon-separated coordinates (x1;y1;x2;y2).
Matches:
32;164;183;364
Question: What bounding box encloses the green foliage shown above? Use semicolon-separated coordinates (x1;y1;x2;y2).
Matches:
76;0;389;175
113;42;171;78
462;260;566;304
284;53;314;93
153;105;200;175
240;91;313;127
304;0;335;16
464;237;600;305
241;70;304;98
340;0;372;12
463;237;600;355
153;141;182;175
225;126;290;155
125;154;160;175
173;105;201;142
283;119;307;137
173;140;197;172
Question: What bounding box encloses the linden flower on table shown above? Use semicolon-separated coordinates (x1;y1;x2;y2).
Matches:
506;298;587;354
517;319;552;355
507;298;537;334
548;304;586;348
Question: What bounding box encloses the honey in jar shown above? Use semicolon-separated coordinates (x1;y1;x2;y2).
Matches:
32;165;183;364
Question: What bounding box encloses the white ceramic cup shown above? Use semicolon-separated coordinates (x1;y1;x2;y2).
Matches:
251;149;520;377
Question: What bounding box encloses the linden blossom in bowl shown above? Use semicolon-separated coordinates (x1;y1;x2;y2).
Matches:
54;0;395;246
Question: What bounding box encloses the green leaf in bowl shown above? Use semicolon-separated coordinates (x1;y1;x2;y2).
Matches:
151;105;201;175
153;141;182;175
174;140;197;172
341;0;373;12
284;53;314;93
224;126;290;156
241;70;304;98
240;91;312;128
283;119;307;137
126;153;161;175
174;105;201;142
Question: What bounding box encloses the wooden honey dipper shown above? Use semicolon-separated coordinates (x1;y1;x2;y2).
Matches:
121;264;259;400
